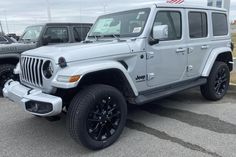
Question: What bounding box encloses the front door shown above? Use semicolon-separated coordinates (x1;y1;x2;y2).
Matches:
146;9;187;87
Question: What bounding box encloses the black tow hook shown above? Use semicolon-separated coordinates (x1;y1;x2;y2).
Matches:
27;89;34;95
8;80;14;85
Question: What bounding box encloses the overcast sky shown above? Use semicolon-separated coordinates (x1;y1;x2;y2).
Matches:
0;0;235;35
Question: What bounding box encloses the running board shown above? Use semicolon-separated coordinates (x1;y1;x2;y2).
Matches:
132;78;207;105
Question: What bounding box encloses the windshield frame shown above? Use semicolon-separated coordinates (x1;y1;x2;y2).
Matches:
20;25;44;42
88;8;151;39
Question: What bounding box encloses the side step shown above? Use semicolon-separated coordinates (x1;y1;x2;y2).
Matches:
133;78;207;105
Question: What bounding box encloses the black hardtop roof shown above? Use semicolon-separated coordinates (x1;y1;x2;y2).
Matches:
28;22;93;27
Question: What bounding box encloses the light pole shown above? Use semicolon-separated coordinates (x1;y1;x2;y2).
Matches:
46;0;52;21
4;10;9;34
0;21;4;35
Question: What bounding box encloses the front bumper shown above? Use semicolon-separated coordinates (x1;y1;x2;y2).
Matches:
3;80;62;117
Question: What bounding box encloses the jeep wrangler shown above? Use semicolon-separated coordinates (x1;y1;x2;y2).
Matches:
3;4;234;150
0;23;92;95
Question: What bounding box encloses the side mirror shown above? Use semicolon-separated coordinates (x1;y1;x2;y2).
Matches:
153;25;168;40
42;36;51;46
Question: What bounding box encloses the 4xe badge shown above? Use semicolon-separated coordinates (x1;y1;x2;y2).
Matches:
136;75;146;82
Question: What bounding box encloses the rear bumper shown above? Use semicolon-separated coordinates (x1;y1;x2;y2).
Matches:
3;80;62;117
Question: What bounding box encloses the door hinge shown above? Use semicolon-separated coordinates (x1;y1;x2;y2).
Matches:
187;65;193;72
147;73;155;81
188;47;194;54
146;52;154;60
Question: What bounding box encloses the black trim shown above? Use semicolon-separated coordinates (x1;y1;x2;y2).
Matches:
130;77;207;105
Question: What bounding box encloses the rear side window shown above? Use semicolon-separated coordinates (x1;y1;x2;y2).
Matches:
153;11;182;41
212;13;228;36
189;12;208;38
44;27;69;43
73;27;91;42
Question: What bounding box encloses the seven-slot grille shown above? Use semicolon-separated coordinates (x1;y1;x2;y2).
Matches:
20;56;44;87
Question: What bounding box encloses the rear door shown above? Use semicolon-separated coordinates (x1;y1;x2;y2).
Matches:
186;10;211;78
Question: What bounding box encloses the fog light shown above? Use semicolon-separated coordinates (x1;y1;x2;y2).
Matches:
25;101;53;114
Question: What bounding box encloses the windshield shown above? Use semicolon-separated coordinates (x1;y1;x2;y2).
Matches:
21;25;43;41
89;8;150;38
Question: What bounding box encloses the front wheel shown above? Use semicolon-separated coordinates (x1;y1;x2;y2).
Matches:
201;61;230;101
67;84;127;150
0;64;19;96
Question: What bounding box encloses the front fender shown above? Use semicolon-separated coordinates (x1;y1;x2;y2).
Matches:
202;47;232;77
52;60;138;96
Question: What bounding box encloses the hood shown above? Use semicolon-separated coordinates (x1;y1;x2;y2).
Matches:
22;41;132;63
0;42;37;54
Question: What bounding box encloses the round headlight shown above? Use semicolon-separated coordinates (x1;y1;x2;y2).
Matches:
43;60;54;79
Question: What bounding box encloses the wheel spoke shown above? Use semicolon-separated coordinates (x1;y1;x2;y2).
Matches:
109;111;121;119
89;123;100;134
96;125;104;140
104;125;112;137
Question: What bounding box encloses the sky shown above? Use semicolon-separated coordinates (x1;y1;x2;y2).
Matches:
0;0;235;35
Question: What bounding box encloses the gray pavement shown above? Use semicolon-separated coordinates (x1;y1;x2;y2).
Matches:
0;88;236;157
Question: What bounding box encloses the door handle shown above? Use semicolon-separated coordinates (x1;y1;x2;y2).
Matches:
201;45;209;49
176;48;186;54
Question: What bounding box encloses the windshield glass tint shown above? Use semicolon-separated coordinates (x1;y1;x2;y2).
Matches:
89;8;150;38
21;26;43;41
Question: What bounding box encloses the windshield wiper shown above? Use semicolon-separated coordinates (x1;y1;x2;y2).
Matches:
88;35;100;41
103;34;122;42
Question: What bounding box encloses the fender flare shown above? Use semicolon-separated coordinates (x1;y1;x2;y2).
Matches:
202;47;232;77
52;60;138;96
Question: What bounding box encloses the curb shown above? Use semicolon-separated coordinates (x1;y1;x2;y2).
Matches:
229;83;236;90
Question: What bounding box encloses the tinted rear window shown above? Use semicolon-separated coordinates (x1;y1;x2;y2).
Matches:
212;13;228;36
189;12;208;38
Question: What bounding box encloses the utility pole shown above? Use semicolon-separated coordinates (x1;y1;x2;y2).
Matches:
0;21;4;35
4;10;9;34
46;0;52;21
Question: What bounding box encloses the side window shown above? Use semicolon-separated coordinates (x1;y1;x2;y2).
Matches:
73;27;91;42
44;27;69;43
189;12;208;38
153;11;182;41
212;13;228;36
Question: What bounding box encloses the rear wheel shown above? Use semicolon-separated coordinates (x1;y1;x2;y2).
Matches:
67;84;127;150
201;61;230;101
0;64;19;96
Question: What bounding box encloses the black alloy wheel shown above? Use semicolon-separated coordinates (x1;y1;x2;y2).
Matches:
201;61;230;101
67;84;127;150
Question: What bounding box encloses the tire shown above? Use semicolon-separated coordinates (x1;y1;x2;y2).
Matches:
201;61;230;101
67;84;127;150
0;64;19;96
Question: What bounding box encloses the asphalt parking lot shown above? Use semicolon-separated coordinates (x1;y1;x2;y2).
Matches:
0;87;236;157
